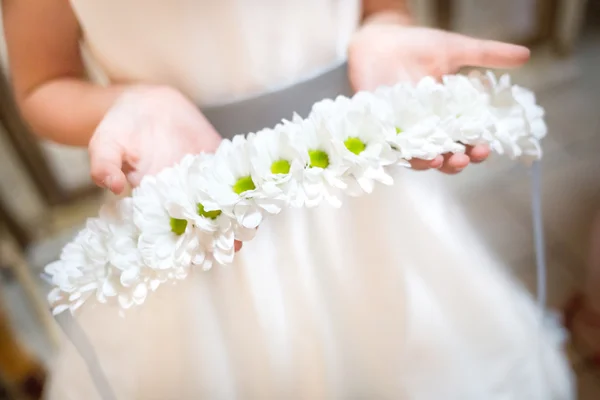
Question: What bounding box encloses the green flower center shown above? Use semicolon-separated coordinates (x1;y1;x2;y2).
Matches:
170;218;188;235
270;159;291;174
308;149;329;169
197;203;221;220
344;137;366;155
233;176;256;194
395;127;403;134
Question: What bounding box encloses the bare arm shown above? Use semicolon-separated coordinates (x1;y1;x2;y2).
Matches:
3;0;124;146
361;0;413;25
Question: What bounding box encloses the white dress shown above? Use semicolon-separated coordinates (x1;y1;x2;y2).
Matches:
47;1;574;399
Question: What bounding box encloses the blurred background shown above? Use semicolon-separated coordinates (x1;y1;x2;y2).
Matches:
0;0;598;398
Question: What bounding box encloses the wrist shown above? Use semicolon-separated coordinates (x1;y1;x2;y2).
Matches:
20;79;128;147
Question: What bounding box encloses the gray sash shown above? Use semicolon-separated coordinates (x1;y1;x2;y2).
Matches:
202;61;352;138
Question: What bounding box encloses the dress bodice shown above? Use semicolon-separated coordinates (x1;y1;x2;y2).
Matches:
70;0;361;106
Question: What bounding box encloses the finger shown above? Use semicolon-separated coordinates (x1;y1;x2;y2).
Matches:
448;34;530;69
125;170;144;188
439;153;470;174
234;240;243;252
409;155;444;170
88;138;127;194
466;144;490;163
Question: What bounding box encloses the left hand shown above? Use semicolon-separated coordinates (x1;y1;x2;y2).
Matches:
348;21;530;174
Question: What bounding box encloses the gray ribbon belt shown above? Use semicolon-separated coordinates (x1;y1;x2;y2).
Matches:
202;61;353;139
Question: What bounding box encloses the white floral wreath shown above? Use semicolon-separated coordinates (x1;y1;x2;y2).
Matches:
45;71;546;315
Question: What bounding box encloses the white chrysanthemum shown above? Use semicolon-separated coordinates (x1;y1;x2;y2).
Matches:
312;91;385;122
325;107;397;195
310;93;366;119
46;199;167;313
45;227;114;314
511;86;546;160
311;95;349;118
165;153;244;267
470;71;546;160
246;125;304;208
93;198;174;309
412;75;494;150
95;199;140;271
375;80;463;162
168;153;232;236
284;113;347;208
512;86;547;139
133;164;204;272
200;135;269;230
438;74;496;145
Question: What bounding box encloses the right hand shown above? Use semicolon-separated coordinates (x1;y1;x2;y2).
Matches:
88;85;222;195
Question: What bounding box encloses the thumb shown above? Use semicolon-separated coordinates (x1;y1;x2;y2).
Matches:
88;137;127;194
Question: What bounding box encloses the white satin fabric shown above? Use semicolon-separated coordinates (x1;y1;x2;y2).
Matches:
71;0;361;105
48;1;574;398
47;171;573;399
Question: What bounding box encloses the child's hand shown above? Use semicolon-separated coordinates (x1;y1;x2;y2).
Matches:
348;22;531;174
88;86;222;194
88;86;246;251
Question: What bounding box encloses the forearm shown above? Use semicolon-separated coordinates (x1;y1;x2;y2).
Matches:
18;79;125;147
361;0;413;25
3;0;124;147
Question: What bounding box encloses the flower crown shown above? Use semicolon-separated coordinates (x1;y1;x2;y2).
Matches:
46;71;546;315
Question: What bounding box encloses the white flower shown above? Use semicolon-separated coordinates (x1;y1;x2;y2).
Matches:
310;94;358;119
470;71;546;160
47;199;169;313
95;199;140;271
412;75;492;150
284;113;347;208
45;227;114;314
512;85;547;159
312;91;385;121
112;264;189;310
200;135;267;229
438;74;495;146
96;198;191;309
326;107;397;195
376;80;463;162
94;199;166;308
133;165;203;272
246;126;304;209
163;153;244;266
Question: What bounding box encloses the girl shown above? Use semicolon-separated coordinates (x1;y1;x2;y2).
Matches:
4;0;574;398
